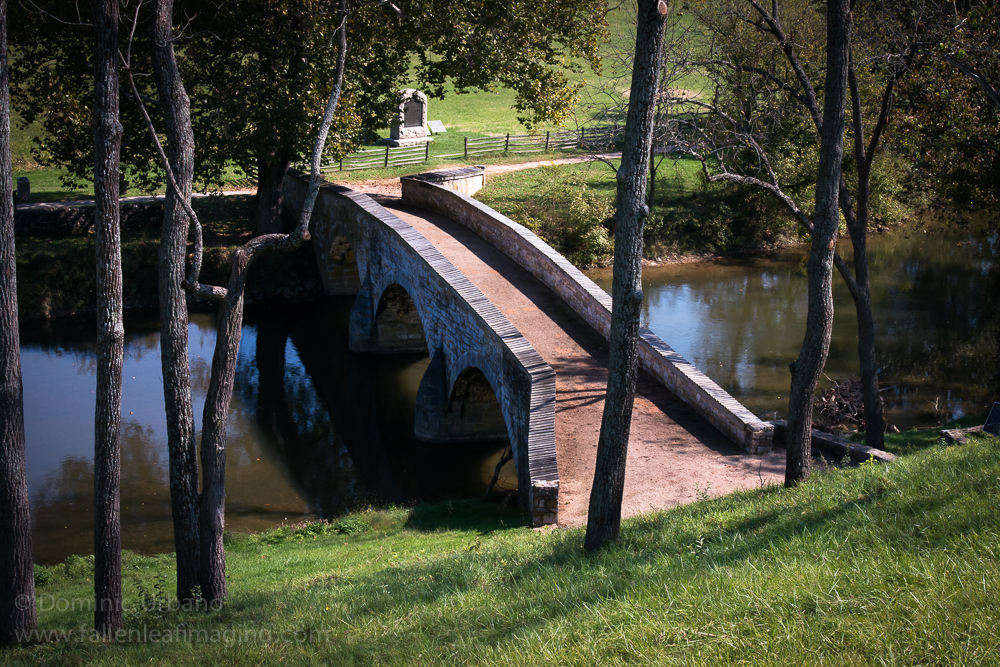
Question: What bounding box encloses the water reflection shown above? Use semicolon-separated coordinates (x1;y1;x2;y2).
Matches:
588;223;997;429
22;298;514;565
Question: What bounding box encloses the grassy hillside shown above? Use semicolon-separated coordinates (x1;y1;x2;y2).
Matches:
6;424;998;665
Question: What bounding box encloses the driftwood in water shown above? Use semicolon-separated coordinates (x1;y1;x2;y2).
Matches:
815;377;886;431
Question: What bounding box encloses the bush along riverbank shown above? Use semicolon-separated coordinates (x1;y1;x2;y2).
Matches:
14;195;323;321
7;419;999;665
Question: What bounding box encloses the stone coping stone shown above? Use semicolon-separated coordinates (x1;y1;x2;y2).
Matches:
409;166;485;183
769;420;897;463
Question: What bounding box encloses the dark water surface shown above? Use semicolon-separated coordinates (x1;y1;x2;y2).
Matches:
588;223;998;429
22;298;514;565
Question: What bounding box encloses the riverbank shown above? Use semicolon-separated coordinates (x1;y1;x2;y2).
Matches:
13;194;323;321
7;420;998;665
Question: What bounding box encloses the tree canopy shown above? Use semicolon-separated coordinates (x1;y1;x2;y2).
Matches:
10;0;607;230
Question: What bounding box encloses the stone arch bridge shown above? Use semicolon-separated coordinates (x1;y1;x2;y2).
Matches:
282;171;558;525
283;166;775;526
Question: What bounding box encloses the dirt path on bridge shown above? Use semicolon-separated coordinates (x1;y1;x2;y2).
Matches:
365;194;786;527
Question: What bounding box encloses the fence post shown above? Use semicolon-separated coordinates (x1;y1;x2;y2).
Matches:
505;133;510;152
545;131;550;152
340;158;344;171
425;141;430;163
384;145;390;168
464;136;468;159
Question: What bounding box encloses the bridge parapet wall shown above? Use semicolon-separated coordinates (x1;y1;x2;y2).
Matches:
401;173;773;454
283;170;559;524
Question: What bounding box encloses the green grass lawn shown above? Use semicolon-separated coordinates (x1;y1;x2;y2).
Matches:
475;156;745;261
5;422;998;665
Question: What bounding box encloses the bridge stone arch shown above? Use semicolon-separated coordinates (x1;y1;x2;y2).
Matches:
313;211;361;295
448;349;503;406
350;269;430;354
283;170;559;525
415;348;509;445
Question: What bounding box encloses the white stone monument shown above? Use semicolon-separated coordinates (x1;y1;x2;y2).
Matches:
387;89;432;147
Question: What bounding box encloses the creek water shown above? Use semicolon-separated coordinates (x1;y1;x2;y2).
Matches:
588;222;998;430
22;298;515;565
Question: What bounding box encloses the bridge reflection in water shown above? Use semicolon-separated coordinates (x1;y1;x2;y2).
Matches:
243;299;520;517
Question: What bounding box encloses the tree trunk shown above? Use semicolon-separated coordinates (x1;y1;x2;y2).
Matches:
842;61;888;450
93;0;124;635
584;0;669;553
198;291;245;604
255;152;291;235
150;0;201;602
842;189;883;448
647;144;658;212
0;0;37;642
785;0;852;487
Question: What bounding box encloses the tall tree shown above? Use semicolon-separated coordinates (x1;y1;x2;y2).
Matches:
785;0;851;485
148;0;201;604
662;0;945;450
584;0;670;553
93;0;124;634
0;0;37;642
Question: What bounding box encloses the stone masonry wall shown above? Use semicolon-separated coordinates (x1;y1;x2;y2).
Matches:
400;173;774;454
283;170;559;524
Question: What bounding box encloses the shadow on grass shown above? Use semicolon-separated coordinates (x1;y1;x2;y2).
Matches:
402;498;531;535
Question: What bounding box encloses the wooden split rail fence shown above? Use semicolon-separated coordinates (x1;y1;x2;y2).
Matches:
312;127;620;174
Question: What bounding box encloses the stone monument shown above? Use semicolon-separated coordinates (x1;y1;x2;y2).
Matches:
387;89;432;147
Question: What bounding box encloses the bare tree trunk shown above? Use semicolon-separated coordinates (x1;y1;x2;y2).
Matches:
647;145;658;212
255;151;291;235
785;0;852;486
584;0;670;553
93;0;124;636
149;0;201;602
840;183;883;447
0;0;37;642
197;281;246;604
843;58;899;450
